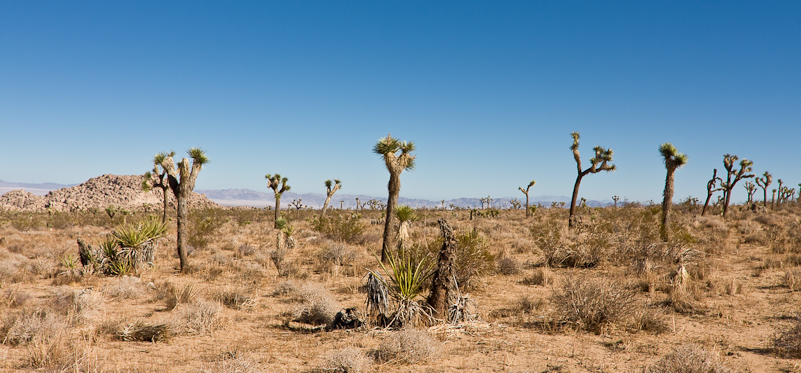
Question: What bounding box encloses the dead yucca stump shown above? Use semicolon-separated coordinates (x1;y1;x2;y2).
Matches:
119;322;170;342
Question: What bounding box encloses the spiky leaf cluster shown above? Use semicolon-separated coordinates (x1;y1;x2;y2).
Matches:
373;134;416;171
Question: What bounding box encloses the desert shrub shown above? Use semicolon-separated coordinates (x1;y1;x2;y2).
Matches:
522;267;553;286
170;299;223;335
631;307;668;334
317;243;358;267
272;281;298;297
102;276;148;300
783;270;801;292
213;287;255;311
1;308;65;346
496;256;520;276
79;216;166;276
532;221;612;268
293;283;342;325
51;288;104;325
550;275;636;333
375;328;438;364
451;228;494;289
773;318;801;358
152;281;201;310
313;347;372;373
188;209;228;250
2;288;32;308
310;214;365;244
645;344;733;373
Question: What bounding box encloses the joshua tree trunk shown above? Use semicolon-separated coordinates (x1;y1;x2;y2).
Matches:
382;172;400;262
274;196;281;224
568;174;584;228
427;218;456;319
661;168;676;241
161;188;169;224
175;190;189;270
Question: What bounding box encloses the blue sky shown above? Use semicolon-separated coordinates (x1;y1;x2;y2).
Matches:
1;1;799;202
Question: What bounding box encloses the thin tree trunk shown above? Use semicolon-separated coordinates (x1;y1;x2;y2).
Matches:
524;194;530;218
161;187;168;224
322;195;333;216
381;172;400;262
176;190;189;273
427;218;456;319
660;167;675;241
722;188;733;217
274;196;281;228
568;174;584;228
702;192;713;216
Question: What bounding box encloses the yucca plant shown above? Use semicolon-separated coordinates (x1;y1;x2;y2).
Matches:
395;205;418;249
321;179;342;216
369;249;435;327
568;132;616;228
659;143;688;241
519;180;536;218
266;173;291;229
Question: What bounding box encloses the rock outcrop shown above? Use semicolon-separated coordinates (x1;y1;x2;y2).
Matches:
0;174;219;212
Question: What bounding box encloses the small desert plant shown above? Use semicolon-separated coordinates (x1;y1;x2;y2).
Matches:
375;328;438;364
170;299;223;335
81;216;166;276
293;283;342;325
550;275;636;333
452;228;495;289
310;214;365;244
313;347;372;373
371;249;435;327
644;344;733;373
496;256;520;276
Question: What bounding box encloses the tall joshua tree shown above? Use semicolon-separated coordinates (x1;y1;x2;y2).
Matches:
374;134;416;262
568;132;615;228
321;179;342;216
659;143;688;241
142;151;176;224
266;174;290;228
518;180;536;218
160;148;208;273
720;154;754;217
756;171;772;207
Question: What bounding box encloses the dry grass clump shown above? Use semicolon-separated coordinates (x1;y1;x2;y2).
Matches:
550;275;636;333
374;328;438;364
644;344;734;373
1;308;64;346
496;256;521;275
312;347;372;373
117;321;171;342
213;287;256;311
783;270;801;292
293;283;342;325
522;266;553;286
772;318;801;358
102;275;149;300
170;299;224;335
200;355;264;373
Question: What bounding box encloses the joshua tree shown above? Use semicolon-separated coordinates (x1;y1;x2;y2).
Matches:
159;148;209;272
743;181;755;204
519;180;536;218
568;132;616;228
509;198;522;210
755;171;772;208
142;151;176;224
658;143;688;241
777;179;785;204
373;134;416;262
702;169;723;216
720;154;754;217
320;179;342;216
612;195;620;207
266;174;291;228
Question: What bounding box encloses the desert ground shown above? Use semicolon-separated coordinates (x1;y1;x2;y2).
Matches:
1;202;801;372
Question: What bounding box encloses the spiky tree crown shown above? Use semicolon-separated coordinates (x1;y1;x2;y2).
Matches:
187;148;209;165
395;205;418;223
266;174;290;194
659;143;688;169
373;134;416;172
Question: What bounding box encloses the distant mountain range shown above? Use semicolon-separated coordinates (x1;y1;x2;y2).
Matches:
0;179;611;209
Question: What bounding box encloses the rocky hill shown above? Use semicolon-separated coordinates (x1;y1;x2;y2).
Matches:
0;174;219;212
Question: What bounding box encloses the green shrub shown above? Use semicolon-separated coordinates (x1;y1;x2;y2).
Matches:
310;214;365;244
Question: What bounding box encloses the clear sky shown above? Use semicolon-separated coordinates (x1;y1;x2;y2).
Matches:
1;1;799;203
